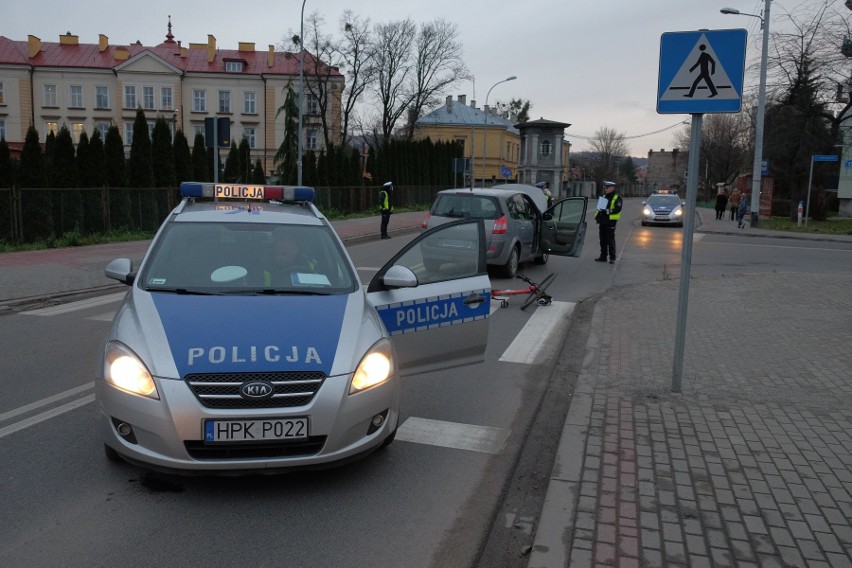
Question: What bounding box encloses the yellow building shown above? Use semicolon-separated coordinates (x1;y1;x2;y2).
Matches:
414;95;520;186
0;21;342;177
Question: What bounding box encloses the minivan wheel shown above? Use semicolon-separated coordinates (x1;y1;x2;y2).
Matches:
500;246;520;278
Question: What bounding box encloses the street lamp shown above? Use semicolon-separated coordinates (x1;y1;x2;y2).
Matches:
481;75;516;187
722;1;771;228
297;0;306;186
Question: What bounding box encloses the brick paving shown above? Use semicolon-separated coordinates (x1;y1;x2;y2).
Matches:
530;266;852;567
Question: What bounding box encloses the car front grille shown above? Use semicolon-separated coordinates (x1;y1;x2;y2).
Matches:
184;437;327;460
185;371;326;409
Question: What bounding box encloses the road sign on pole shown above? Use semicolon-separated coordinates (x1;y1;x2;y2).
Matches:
657;29;747;114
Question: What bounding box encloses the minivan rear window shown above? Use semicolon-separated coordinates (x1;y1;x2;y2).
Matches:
432;194;500;220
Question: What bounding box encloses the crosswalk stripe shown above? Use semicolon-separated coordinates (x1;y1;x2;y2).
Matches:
21;292;127;316
396;416;507;454
499;300;575;364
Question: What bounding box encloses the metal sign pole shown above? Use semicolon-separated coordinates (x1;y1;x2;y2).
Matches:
805;155;815;227
672;113;703;393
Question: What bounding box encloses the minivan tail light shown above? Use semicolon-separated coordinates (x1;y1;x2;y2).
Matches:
492;215;508;234
421;212;431;229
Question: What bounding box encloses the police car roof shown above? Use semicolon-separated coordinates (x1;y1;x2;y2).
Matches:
173;199;326;226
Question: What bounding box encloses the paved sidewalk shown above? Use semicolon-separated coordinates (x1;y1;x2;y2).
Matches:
529;209;852;567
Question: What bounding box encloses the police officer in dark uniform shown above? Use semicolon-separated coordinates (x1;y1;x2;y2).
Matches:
595;181;622;264
379;181;394;239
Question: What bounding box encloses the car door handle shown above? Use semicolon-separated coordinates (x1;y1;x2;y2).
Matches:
463;292;487;305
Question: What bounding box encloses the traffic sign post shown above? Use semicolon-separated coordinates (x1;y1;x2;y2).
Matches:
660;29;747;393
805;154;839;226
657;29;747;114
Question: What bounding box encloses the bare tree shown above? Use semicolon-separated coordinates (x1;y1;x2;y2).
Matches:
286;12;344;150
588;127;629;183
674;113;750;198
369;19;417;142
337;11;374;149
402;19;469;140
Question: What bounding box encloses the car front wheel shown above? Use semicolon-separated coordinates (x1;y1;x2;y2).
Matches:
534;251;549;265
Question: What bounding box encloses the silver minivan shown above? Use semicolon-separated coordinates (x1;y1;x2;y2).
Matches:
422;184;588;277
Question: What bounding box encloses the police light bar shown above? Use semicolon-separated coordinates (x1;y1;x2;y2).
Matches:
179;182;315;202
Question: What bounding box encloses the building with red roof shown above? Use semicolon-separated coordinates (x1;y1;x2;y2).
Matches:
0;19;343;176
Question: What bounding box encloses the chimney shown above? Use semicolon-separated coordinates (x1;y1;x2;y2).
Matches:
446;95;453;113
238;42;255;52
98;34;109;52
484;105;490;115
59;32;79;45
27;35;41;58
267;45;275;68
470;99;476;108
458;95;466;105
114;47;130;61
207;34;217;63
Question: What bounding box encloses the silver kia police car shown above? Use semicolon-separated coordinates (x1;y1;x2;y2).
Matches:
96;182;494;474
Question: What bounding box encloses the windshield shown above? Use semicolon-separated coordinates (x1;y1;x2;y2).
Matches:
432;194;500;220
138;222;357;295
648;195;682;206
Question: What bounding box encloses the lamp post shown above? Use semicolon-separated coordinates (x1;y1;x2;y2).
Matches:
297;0;306;185
722;1;771;228
481;75;516;187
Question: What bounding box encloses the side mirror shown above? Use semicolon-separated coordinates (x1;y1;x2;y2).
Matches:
382;265;418;289
105;258;135;285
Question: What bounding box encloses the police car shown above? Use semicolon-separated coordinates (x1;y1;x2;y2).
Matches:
96;182;494;474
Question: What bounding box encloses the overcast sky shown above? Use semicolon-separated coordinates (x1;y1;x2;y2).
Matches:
6;0;795;157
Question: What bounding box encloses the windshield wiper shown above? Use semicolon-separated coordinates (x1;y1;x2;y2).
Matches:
256;288;331;296
147;287;222;295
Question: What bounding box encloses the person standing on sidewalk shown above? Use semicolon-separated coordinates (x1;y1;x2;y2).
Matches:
715;185;728;220
379;181;394;239
595;181;622;264
737;191;749;228
729;188;741;221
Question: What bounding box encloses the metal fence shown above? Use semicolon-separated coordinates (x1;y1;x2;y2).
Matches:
0;185;446;244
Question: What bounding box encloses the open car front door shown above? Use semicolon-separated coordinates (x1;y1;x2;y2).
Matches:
540;197;588;257
366;219;490;377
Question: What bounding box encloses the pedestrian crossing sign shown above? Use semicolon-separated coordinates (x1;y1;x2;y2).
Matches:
657;29;747;114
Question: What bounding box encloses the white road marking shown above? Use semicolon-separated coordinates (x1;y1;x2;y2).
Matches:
0;394;95;440
21;292;127;316
0;382;94;423
396;416;507;454
499;300;575;364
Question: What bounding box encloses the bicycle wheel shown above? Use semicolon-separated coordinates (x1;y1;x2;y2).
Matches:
520;273;557;310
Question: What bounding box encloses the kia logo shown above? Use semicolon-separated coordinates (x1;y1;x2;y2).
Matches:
240;381;274;400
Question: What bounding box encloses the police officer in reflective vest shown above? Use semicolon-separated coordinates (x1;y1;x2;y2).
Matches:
379;181;394;239
595;181;622;264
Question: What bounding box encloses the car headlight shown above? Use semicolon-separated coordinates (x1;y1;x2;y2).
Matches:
643;207;653;217
350;338;394;394
103;341;159;399
673;207;683;217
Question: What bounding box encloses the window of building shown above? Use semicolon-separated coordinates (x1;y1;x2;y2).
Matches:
306;94;319;115
193;124;205;142
96;86;110;109
43;84;58;107
143;86;155;110
161;87;173;110
244;127;256;149
193;89;206;112
0;81;4;105
147;121;155;138
0;120;5;141
225;61;244;72
124;85;136;109
219;91;231;113
306;129;318;151
540;140;552;157
69;85;84;108
72;123;84;143
46;122;58;135
244;92;256;114
124;122;134;144
95;122;110;140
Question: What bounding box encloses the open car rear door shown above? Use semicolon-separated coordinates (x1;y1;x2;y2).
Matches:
540;197;588;257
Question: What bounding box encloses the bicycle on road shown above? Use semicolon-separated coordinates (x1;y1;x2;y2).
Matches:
491;273;557;310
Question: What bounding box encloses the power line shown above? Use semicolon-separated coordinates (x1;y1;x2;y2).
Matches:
568;120;689;141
